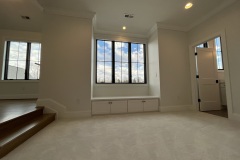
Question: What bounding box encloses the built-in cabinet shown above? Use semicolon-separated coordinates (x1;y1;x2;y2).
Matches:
220;82;227;107
128;99;159;112
91;98;159;115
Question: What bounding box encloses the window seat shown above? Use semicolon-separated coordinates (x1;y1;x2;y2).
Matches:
91;96;160;115
91;96;159;101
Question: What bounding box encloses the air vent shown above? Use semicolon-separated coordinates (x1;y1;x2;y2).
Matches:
124;13;134;18
21;16;30;20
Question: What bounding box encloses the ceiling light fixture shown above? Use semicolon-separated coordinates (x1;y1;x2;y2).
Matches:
185;2;193;9
123;26;127;30
124;13;134;18
21;16;30;20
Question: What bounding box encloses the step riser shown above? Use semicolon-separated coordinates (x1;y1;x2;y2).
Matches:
0;114;55;158
0;108;44;131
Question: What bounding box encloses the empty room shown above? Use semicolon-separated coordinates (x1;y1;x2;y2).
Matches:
0;0;240;159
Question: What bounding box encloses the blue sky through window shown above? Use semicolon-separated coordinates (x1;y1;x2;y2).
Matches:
6;41;41;80
96;40;145;83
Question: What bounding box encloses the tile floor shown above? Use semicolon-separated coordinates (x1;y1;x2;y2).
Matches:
1;111;240;160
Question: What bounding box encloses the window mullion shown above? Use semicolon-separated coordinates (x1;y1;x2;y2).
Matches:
4;41;10;80
25;43;31;80
112;41;115;83
144;44;147;83
128;43;132;84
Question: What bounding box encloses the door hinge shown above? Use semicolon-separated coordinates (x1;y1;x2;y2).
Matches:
196;75;199;78
198;99;201;103
195;52;198;56
216;80;219;83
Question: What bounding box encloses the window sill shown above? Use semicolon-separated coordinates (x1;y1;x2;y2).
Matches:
0;80;40;83
91;96;159;101
93;83;148;87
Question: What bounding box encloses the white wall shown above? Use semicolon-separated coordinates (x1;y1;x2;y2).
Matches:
148;30;160;96
93;85;149;97
38;13;92;114
0;29;40;99
92;33;149;97
188;1;240;115
158;28;192;107
218;71;225;81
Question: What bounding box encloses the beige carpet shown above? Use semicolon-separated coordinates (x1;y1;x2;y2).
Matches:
2;111;240;160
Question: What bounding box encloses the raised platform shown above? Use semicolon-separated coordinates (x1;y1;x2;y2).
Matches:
0;99;56;158
0;99;37;124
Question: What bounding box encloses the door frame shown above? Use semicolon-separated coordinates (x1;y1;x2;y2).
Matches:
189;29;233;118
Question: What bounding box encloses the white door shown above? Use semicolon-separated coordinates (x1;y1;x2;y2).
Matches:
196;48;221;111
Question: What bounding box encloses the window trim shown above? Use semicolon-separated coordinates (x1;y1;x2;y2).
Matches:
95;39;147;84
3;41;41;80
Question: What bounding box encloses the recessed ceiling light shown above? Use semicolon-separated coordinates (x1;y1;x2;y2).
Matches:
185;2;193;9
123;26;126;30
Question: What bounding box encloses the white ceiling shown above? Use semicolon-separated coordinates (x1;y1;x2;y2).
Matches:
0;0;237;36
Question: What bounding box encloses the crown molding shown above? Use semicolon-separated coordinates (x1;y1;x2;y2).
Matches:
94;28;148;39
147;24;158;38
32;0;44;11
44;7;95;19
187;0;237;31
156;0;237;32
157;23;188;32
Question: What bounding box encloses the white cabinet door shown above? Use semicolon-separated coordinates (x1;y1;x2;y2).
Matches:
111;101;128;114
92;101;110;115
143;99;159;112
128;100;143;113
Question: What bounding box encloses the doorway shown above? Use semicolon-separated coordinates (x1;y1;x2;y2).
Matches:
195;37;228;118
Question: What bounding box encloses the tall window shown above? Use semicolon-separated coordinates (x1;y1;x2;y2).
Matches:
4;41;41;80
96;40;146;84
215;37;224;70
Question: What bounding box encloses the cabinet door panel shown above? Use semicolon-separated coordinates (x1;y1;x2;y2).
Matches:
144;99;159;112
111;101;128;114
128;100;143;113
92;101;110;115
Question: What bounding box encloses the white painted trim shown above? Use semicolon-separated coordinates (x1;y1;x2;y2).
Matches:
44;7;95;20
91;96;159;101
187;0;237;31
0;94;38;99
157;23;188;32
230;113;240;122
0;80;39;83
147;24;158;38
156;1;237;32
160;105;195;112
94;29;148;39
31;0;44;11
37;98;91;119
188;29;234;119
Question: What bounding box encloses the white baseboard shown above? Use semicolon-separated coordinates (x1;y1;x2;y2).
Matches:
37;98;91;119
160;105;195;112
229;113;240;122
0;94;38;99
